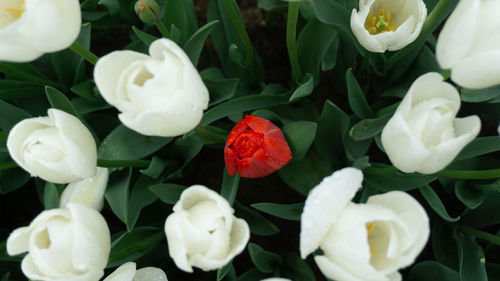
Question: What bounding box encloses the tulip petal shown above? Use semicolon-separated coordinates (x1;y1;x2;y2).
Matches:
436;0;479;69
451;50;500;89
103;262;137;281
314;256;370;281
60;167;109;211
135;267;168;281
300;168;363;258
165;212;193;272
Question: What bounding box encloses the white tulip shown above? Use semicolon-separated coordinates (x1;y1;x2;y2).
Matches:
300;168;429;281
6;203;111;281
381;72;481;174
59;167;109;211
261;278;291;281
436;0;500;89
7;108;97;184
94;38;210;137
0;0;81;62
103;262;168;281
164;185;250;272
350;0;427;53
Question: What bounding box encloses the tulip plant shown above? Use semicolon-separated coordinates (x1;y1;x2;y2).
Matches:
0;0;499;280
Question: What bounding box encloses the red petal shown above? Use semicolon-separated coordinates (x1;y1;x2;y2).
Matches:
237;149;280;178
246;115;276;134
224;147;239;176
263;128;292;164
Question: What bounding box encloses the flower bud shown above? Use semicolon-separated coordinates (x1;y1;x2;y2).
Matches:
134;0;160;24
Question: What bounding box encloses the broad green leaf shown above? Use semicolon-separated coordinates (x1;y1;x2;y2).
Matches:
349;114;392;141
163;135;203;179
201;94;290;126
71;97;111;115
183;20;219;65
220;170;239;206
455;137;500;161
282;121;317;161
132;26;159;47
461;85;500;103
296;19;337;83
432;221;459;270
201;68;240;106
235;202;279;236
462;192;500;228
346;68;373;119
248;243;282;273
321;35;339;71
364;167;436;192
419;185;460;222
71;80;101;102
315;100;349;164
0;80;43;100
0;99;31;132
1;272;10;281
234;268;267;281
140;157;175;179
149;183;187;205
455;181;486;209
43;182;59;210
107;227;164;268
98;0;120;15
0;168;30;193
309;0;350;26
278;253;315;281
251;202;303;221
352;156;371;170
278;148;333;196
217;262;234;281
98;125;172;160
127;176;159;231
289;73;314;102
0;62;52;85
407;261;459;281
45;86;79;116
163;0;198;43
104;168;132;224
455;233;488;281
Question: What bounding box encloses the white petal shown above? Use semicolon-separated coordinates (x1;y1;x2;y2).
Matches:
367;191;429;269
60;167;109;211
300;167;363;258
315;256;373;281
450;50;500;89
261;278;291;281
350;9;385;53
94;51;149;106
134;267;168;281
20;0;81;53
165;212;192;272
103;262;137;281
436;0;479;69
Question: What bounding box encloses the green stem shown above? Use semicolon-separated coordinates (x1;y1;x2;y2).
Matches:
461;225;500;247
70;41;99;65
155;20;170;38
286;2;302;83
97;159;150;169
0;161;18;171
436;168;500;179
222;0;254;68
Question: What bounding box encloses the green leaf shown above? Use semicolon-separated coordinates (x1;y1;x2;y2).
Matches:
235;202;280;236
297;19;337;82
234;268;268;281
455;137;500;161
309;0;350;27
163;0;198;45
149;183;187;205
71;80;101;102
201;68;239;106
346;68;373;119
0;62;53;86
0;99;31;132
1;272;10;281
364;167;436;192
127;176;158;231
45;86;79;116
349;114;392;141
51;23;91;86
248;243;282;273
282;121;317;161
407;261;459;281
462;192;500;228
163;135;203;179
43;182;59;210
217;262;234;281
419;185;460;222
98;0;120;15
104;168;132;224
220;170;240;206
98;125;172;160
251;202;303;221
107;227;164;268
201;94;290;126
278;148;333;196
140;157;174;178
278;253;315;281
455;233;488;281
0;168;30;193
183;20;219;65
455;181;486;209
289;73;314;102
461;85;500;103
315;100;349;164
132;26;159;47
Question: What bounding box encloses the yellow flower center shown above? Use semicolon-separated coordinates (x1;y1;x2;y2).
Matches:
364;8;397;35
0;0;25;29
366;222;376;256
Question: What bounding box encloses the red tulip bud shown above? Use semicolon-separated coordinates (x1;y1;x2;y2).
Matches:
224;115;292;178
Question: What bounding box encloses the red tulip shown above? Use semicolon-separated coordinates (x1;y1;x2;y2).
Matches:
224;115;292;178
